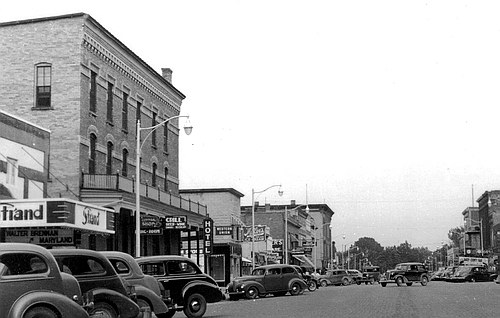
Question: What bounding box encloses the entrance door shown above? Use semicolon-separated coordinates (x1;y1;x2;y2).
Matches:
209;254;225;285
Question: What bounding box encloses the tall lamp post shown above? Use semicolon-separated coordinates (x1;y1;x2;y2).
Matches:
251;185;283;270
135;115;192;258
284;205;309;264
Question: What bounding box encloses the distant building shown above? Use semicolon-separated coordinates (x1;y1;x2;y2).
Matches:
0;13;206;256
477;191;500;256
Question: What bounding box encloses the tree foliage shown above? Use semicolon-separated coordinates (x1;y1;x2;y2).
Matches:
448;226;464;248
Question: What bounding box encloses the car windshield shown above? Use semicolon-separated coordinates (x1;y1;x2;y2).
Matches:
252;268;266;276
454;267;473;276
394;264;407;271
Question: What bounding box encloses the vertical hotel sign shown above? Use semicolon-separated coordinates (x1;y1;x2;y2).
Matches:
203;218;213;255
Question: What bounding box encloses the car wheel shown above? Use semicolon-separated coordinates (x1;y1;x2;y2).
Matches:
406;283;413;286
308;280;317;291
320;280;328;287
246;286;259;299
381;282;387;287
24;307;58;318
183;293;207;318
90;302;118;318
342;278;349;286
421;276;429;286
137;298;151;312
470;277;476;283
290;282;302;296
356;281;361;285
396;277;404;287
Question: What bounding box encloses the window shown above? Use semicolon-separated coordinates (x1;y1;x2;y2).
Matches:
136;100;142;124
140;262;165;276
163;122;169;153
58;256;106;276
152;112;157;147
122;148;128;177
90;71;97;113
89;134;96;174
106;82;114;122
152;163;157;187
167;261;197;275
282;267;295;274
0;253;48;276
106;141;113;175
267;268;281;275
35;64;51;108
122;92;128;131
163;167;169;192
109;259;130;274
6;158;17;185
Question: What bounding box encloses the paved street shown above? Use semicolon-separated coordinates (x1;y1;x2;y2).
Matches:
174;282;499;318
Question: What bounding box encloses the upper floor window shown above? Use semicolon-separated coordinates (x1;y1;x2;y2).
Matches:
136;100;142;124
106;141;113;175
163;122;169;153
90;71;97;113
152;163;157;187
89;134;97;174
35;64;51;108
107;82;114;122
152;112;157;147
122;92;128;131
163;167;169;192
6;158;17;185
122;148;128;177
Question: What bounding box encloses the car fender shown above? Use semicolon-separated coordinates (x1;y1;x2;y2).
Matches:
181;280;223;303
394;275;407;283
92;288;140;318
287;278;307;290
8;290;89;318
134;284;169;315
242;281;266;295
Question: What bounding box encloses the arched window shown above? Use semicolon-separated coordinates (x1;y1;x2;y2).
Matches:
106;141;113;175
164;167;169;192
152;163;157;187
89;133;97;174
122;148;128;177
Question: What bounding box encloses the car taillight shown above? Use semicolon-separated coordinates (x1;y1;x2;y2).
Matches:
127;285;137;302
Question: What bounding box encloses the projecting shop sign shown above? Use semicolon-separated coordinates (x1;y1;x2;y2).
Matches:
203;218;213;255
215;226;233;236
164;216;187;229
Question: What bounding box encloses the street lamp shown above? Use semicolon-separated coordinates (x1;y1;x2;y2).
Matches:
135;115;192;258
251;185;283;270
284;204;309;265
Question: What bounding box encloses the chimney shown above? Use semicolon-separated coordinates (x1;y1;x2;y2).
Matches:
265;203;271;212
291;200;296;207
162;68;173;83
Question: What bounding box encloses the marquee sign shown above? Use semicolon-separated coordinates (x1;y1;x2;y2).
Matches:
0;199;115;234
5;228;75;245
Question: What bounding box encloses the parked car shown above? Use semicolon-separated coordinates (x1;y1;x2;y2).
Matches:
430;267;446;281
137;255;223;318
292;265;319;291
0;242;92;318
101;251;173;318
446;266;498;283
226;264;307;300
380;262;429;287
318;269;352;287
51;249;140;318
355;266;380;285
347;269;363;283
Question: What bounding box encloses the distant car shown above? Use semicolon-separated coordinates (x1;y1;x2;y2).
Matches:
347;269;363;283
380;262;429;287
101;251;172;318
137;255;223;318
318;269;352;287
355;266;381;285
446;266;498;283
292;265;319;291
226;264;307;300
0;243;92;318
430;268;446;281
51;249;140;318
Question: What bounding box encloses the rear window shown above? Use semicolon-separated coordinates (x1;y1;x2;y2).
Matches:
56;256;105;276
140;262;165;276
0;252;48;276
109;259;130;274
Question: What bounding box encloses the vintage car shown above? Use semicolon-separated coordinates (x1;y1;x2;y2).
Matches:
380;262;429;287
446;266;498;283
0;242;92;318
51;249;141;318
226;264;307;300
101;251;172;318
292;265;319;291
137;255;223;318
355;266;380;285
318;269;352;287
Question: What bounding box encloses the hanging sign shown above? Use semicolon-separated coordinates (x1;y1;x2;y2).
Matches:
203;218;213;255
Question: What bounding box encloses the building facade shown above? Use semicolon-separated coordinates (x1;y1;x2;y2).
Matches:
0;13;206;257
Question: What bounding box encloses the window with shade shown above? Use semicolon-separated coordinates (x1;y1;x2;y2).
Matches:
35;64;51;108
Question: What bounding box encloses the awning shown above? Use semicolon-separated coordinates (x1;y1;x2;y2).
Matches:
241;257;252;263
292;254;315;268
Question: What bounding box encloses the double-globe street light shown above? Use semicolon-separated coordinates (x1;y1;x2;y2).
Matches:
251;184;283;270
135;115;192;257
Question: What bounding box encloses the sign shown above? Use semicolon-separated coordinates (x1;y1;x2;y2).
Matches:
0;199;115;234
5;228;75;246
459;256;488;266
272;239;283;252
215;226;233;236
141;215;162;229
203;218;213;255
243;225;266;242
302;240;315;247
164;216;187;229
140;228;163;235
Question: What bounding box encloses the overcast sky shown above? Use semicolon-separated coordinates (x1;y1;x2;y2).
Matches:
3;1;500;250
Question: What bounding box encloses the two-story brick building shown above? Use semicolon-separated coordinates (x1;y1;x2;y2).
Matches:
0;13;206;258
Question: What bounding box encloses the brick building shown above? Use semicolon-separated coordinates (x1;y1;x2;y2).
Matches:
0;13;207;257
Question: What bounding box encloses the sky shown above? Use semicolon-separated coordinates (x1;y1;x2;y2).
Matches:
3;0;500;250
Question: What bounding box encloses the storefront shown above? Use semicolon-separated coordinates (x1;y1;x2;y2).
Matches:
0;199;115;247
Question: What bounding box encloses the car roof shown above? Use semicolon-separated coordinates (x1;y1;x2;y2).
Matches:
50;248;104;258
255;264;294;270
0;242;50;254
136;255;194;263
